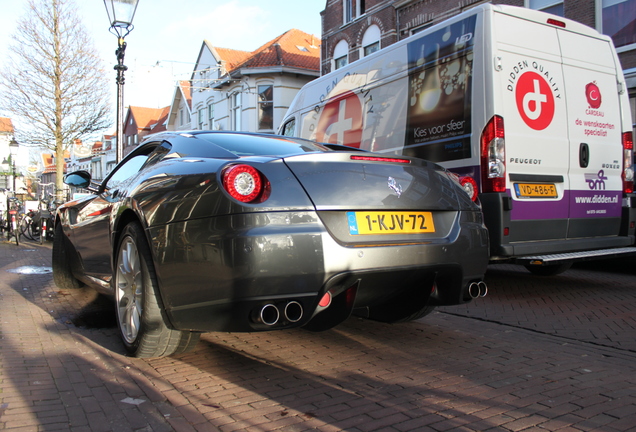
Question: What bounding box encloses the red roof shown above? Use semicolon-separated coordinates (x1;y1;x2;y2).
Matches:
41;151;70;174
150;106;170;134
179;81;192;109
0;117;14;133
127;106;171;133
214;47;252;71
216;29;320;74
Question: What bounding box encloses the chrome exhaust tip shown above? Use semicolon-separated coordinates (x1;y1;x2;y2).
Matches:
259;304;280;326
469;281;488;299
284;301;303;323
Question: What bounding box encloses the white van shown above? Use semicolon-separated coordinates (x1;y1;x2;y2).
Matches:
279;4;636;274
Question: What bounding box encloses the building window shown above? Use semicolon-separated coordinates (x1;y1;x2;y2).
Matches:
601;0;636;49
180;109;184;126
258;84;274;130
344;0;365;24
364;41;380;56
231;92;242;131
208;102;214;129
198;108;204;129
333;39;349;70
361;25;381;57
527;0;564;16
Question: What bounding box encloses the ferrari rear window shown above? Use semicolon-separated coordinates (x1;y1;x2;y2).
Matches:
196;133;330;157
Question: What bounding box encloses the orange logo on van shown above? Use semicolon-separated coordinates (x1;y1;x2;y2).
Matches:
316;91;363;148
515;71;555;131
585;82;602;109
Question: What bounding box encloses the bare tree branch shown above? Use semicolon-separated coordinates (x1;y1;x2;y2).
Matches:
0;0;112;195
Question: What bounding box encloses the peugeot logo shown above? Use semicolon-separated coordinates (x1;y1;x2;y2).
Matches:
388;177;403;198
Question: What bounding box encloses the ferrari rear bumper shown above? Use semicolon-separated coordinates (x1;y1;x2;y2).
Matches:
148;210;489;332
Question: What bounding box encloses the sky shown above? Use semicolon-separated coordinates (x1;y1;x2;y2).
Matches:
0;0;324;113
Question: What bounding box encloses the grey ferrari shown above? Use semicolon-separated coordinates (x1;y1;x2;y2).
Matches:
54;131;489;358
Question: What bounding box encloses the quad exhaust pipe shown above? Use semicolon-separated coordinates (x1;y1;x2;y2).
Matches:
255;301;304;326
468;281;488;299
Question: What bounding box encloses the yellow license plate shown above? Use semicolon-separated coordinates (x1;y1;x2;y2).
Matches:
347;211;435;235
514;183;558;198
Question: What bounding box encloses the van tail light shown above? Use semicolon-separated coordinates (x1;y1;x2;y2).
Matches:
222;164;271;203
623;131;634;194
481;115;506;193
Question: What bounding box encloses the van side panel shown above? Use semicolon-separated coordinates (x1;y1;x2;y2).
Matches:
403;15;477;164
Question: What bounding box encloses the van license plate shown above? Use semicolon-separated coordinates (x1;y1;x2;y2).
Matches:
514;183;558;198
347;211;435;235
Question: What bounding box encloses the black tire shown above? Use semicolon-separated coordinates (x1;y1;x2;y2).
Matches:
52;223;83;289
19;217;33;241
114;222;199;358
524;262;572;276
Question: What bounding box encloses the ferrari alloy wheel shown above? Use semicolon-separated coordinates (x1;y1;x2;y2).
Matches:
115;222;200;358
116;234;143;345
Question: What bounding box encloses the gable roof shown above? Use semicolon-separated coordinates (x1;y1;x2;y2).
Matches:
243;29;320;71
178;81;192;109
0;117;14;133
212;29;321;77
149;106;170;133
128;106;170;132
213;46;252;72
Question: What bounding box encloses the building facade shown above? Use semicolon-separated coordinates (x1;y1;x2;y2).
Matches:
171;29;321;133
0;117;16;191
320;0;636;135
122;106;170;157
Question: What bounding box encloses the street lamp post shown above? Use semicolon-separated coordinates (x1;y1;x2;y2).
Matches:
103;0;139;164
8;139;19;193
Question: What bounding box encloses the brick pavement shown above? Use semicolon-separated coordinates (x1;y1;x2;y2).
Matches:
1;238;635;431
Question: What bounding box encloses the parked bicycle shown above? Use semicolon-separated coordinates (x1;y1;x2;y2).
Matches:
4;197;21;246
38;197;55;243
19;207;40;242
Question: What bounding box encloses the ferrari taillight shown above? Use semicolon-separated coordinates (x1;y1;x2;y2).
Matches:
222;164;270;203
622;131;634;194
459;176;479;201
481;115;506;193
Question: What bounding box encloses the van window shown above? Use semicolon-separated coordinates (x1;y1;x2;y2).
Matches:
281;118;296;137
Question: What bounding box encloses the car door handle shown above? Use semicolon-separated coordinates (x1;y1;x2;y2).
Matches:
579;143;589;168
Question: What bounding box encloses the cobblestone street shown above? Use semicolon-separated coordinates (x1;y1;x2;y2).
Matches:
1;239;635;431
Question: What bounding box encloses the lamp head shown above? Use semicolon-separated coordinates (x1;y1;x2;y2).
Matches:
103;0;139;39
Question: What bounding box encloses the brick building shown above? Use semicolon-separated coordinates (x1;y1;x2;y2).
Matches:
320;0;636;132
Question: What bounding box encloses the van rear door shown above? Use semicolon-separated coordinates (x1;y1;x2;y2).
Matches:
495;11;570;243
558;30;624;237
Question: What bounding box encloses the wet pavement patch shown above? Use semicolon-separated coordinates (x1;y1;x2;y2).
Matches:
6;266;53;274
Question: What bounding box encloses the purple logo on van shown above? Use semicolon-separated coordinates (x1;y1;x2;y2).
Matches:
585;170;608;190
